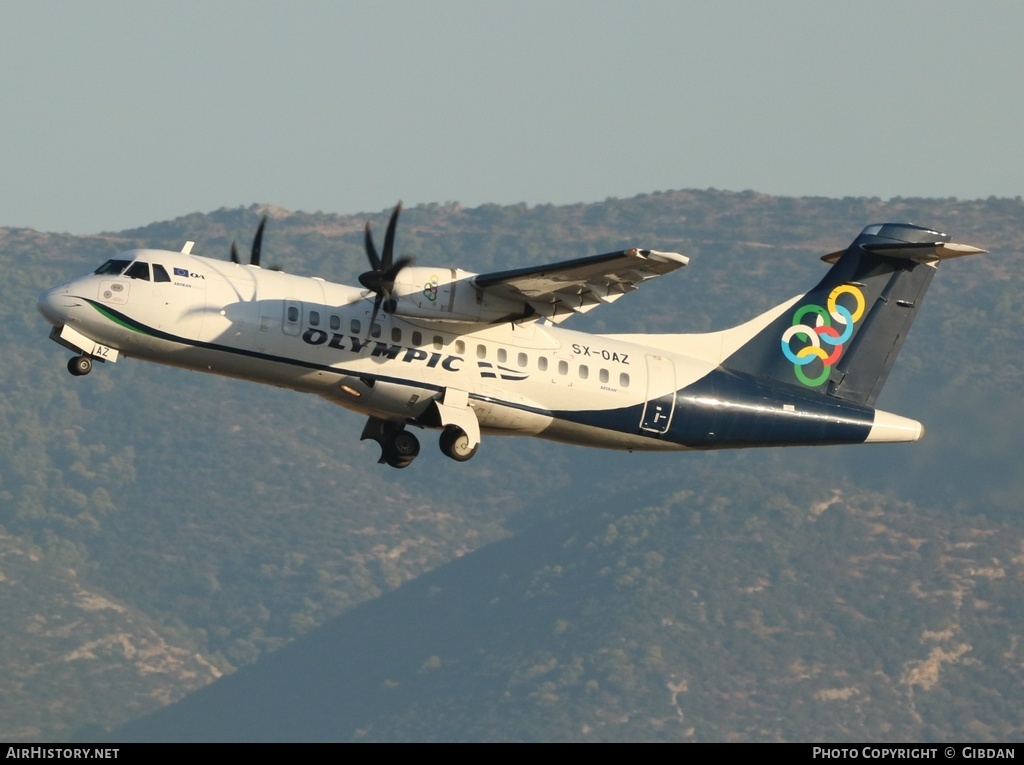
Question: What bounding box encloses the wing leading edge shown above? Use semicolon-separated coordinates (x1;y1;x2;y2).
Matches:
472;248;688;324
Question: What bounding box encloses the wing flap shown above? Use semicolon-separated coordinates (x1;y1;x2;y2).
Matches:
473;248;687;323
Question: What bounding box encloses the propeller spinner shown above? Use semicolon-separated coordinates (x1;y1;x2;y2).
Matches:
359;203;414;327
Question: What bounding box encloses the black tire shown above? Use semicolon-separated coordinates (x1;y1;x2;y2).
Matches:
381;430;419;467
386;430;420;459
68;356;92;376
439;426;478;462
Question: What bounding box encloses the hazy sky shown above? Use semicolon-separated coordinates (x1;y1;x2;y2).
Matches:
3;1;1021;234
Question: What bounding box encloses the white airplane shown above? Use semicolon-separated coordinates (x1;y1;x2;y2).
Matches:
37;206;985;468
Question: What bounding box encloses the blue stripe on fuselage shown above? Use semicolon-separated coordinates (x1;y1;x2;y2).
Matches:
550;368;874;448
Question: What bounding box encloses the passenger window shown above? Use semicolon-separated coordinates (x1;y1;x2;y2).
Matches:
330;315;341;330
287;306;300;323
125;261;150;281
152;264;171;283
558;360;568;375
309;311;320;327
371;324;381;338
455;340;465;354
518;353;528;367
599;369;609;383
476;344;487;359
538;357;548;372
391;327;401;342
579;365;589;380
433;336;444;350
620;372;630;387
412;331;423;346
497;348;507;363
351;319;361;334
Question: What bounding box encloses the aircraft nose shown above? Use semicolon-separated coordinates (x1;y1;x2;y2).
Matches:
37;285;70;326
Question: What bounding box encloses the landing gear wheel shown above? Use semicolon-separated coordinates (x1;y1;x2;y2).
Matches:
383;430;420;468
68;355;92;376
439;426;478;462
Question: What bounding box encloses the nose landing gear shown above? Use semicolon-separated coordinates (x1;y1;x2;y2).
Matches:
67;355;92;376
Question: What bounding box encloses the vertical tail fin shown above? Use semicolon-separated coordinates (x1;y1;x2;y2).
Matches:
723;223;985;406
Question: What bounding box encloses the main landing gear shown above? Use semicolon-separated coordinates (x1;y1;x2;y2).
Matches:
361;417;422;469
382;430;420;469
361;418;480;468
67;355;92;376
439;426;478;462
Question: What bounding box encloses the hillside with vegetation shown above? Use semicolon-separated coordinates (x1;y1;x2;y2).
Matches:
1;190;1020;740
113;477;1024;742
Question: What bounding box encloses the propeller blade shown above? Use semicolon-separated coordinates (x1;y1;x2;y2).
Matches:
230;241;240;264
250;216;268;267
367;292;384;337
364;222;381;272
383;255;414;283
381;203;401;271
358;203;411;322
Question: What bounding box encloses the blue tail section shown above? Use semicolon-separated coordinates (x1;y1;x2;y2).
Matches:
723;223;968;407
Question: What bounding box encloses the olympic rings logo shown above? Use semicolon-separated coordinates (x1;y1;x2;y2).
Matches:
780;284;866;386
423;275;439;302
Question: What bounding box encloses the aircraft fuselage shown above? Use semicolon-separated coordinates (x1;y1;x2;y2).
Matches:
37;243;921;464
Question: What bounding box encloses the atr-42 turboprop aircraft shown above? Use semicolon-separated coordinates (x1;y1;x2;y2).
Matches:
37;206;985;467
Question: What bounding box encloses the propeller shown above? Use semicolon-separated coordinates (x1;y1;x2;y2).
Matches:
230;215;270;267
359;203;414;329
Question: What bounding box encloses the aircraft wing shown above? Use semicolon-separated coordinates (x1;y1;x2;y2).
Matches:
472;248;688;324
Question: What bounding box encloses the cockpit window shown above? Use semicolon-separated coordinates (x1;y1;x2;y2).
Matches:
124;261;151;281
152;264;171;283
94;259;131;275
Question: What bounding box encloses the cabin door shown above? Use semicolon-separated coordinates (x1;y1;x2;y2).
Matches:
254;299;301;353
640;354;676;435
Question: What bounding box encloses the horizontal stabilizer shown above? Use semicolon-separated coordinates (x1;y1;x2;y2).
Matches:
823;240;986;264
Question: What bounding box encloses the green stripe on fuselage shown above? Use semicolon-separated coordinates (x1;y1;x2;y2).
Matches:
87;300;151;334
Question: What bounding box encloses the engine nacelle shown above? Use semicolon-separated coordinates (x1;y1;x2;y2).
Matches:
389;266;534;324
